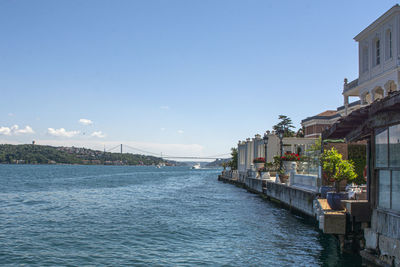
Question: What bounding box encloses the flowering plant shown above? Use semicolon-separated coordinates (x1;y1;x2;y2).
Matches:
281;152;301;161
253;157;266;163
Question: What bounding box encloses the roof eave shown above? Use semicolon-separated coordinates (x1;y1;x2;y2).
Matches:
354;4;400;42
323;92;400;141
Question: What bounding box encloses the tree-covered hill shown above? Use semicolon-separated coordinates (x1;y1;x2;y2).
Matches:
205;158;230;168
0;144;168;165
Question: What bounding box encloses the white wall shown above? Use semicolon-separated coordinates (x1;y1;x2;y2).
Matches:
237;133;318;170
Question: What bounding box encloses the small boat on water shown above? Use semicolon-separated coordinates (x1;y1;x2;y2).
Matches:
191;163;201;169
156;163;166;168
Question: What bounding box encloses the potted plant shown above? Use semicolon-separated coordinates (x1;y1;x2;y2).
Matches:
280;152;301;175
253;157;266;170
277;168;289;183
320;148;357;210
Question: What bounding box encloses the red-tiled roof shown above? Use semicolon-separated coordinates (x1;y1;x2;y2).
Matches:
316;110;337;117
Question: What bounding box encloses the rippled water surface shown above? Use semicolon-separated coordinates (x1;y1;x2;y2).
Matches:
0;165;361;266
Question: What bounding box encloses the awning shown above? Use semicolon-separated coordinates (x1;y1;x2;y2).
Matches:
322;91;400;142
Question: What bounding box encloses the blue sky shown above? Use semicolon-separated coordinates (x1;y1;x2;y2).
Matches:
0;0;397;158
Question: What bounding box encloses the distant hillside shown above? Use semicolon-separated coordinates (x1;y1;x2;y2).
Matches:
205;158;230;168
0;144;170;166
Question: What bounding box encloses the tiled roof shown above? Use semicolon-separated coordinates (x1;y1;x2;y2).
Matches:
316;110;337;117
301;110;340;124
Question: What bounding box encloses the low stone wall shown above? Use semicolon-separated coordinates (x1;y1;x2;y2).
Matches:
238;171;247;183
218;175;243;187
219;174;266;194
244;177;264;193
264;181;318;217
220;173;318;217
219;172;372;259
292;174;318;192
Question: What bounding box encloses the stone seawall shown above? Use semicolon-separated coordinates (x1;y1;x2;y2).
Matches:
264;181;317;217
219;173;375;263
218;175;316;218
244;177;264;194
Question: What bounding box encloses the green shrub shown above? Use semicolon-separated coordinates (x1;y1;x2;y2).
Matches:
348;144;367;185
320;148;357;191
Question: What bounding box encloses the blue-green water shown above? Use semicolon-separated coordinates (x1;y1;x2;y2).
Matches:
0;165;361;266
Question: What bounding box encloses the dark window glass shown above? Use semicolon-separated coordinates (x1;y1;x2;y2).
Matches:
389;124;400;167
376;39;380;65
376;129;388;167
379;170;391;209
392;171;400;212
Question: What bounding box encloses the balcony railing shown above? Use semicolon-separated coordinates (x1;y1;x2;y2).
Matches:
343;78;359;93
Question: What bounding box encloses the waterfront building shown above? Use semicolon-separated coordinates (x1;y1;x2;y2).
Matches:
237;132;317;174
223;5;400;264
302;5;400;146
301;110;340;138
323;91;400;266
343;4;400;116
301;99;364;138
321;6;400;264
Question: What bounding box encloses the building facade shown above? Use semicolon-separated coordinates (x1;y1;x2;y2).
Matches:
301;110;341;138
343;5;400;115
323;6;400;265
237;132;317;174
324;92;400;267
304;5;400;138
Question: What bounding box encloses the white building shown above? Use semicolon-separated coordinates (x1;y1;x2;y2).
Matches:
237;132;317;174
343;4;400;115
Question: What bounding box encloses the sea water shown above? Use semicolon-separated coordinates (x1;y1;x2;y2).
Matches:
0;165;361;266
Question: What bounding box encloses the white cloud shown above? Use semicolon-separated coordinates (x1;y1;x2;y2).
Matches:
79;118;93;125
177;130;184;134
0;127;11;135
160;106;170;110
0;125;34;136
14;125;34;134
47;128;79;138
91;131;106;138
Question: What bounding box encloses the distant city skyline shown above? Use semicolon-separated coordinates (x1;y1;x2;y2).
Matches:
0;0;397;157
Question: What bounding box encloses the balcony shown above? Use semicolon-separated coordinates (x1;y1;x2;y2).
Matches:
337;100;361;111
343;78;359;93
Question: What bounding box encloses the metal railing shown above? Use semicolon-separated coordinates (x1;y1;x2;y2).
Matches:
297;151;320;176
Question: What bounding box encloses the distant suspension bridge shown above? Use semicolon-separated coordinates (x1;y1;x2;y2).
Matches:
104;144;231;160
